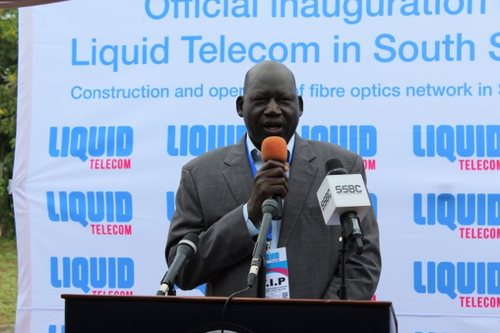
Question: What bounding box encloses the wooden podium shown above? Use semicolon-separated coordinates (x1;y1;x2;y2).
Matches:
62;294;397;332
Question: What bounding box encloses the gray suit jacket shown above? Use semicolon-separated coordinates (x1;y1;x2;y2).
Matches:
166;134;381;299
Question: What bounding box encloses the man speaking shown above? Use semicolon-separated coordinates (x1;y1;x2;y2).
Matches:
165;60;381;299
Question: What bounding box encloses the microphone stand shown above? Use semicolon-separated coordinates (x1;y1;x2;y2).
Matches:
218;199;279;332
338;211;364;300
247;198;278;292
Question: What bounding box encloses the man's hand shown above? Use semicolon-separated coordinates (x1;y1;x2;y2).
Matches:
247;160;289;224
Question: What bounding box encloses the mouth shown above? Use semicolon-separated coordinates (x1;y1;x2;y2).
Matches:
263;120;284;133
264;126;282;133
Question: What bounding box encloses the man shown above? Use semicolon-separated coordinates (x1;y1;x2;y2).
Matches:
166;61;381;299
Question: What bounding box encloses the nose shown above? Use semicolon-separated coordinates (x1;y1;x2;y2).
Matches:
265;98;281;115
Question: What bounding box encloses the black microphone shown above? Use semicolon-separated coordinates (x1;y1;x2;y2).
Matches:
326;158;347;176
157;233;200;296
247;198;279;289
318;159;369;254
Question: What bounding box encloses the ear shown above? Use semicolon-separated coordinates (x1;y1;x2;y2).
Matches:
298;95;304;117
236;96;244;117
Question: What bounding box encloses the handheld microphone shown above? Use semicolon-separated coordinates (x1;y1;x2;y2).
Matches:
157;233;200;296
261;136;288;219
317;159;370;254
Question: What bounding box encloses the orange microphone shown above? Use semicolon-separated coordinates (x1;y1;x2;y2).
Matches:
260;136;287;220
261;136;287;163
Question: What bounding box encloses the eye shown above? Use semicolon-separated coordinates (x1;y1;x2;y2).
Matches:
277;94;293;102
252;97;267;103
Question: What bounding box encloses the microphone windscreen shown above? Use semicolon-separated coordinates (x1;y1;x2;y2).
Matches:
325;159;347;175
178;233;200;253
261;136;288;162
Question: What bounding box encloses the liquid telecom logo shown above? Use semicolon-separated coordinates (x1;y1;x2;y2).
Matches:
49;126;133;169
166;124;247;156
50;256;135;295
48;324;64;333
166;124;377;170
413;125;500;171
47;127;134;235
46;191;134;235
414;193;500;239
301;125;377;170
414;261;500;308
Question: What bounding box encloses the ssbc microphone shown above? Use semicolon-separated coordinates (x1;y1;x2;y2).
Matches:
316;159;371;227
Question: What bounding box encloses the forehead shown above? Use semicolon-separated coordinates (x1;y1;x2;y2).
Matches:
245;64;296;92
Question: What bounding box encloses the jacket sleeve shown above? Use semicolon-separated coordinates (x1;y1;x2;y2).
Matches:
165;163;255;291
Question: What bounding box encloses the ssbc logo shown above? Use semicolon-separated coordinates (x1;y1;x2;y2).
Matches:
335;184;363;194
320;189;332;211
50;256;134;294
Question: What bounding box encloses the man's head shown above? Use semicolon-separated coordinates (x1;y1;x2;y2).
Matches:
236;61;303;151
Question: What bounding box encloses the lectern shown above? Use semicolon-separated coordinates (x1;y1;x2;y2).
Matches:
62;294;397;333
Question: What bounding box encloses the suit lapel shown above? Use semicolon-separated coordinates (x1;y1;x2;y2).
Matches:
279;136;317;247
222;136;254;205
221;135;318;245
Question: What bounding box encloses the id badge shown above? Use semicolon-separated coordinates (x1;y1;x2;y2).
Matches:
265;247;290;299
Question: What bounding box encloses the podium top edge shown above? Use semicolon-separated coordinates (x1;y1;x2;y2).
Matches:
61;294;393;307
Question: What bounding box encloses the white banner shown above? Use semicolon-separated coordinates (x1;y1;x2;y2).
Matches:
12;0;500;332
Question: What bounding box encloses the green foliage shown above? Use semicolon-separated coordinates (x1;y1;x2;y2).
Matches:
0;9;18;239
0;238;17;325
